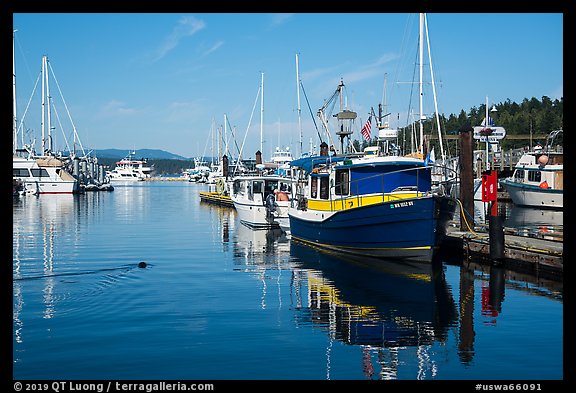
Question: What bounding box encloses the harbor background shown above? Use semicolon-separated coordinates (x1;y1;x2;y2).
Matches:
12;181;563;381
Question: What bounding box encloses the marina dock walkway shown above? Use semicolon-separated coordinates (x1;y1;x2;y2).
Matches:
442;224;563;280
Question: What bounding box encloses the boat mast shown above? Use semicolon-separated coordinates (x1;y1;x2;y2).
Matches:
223;114;228;165
296;53;303;157
41;55;47;154
485;95;490;171
13;29;18;154
423;13;445;163
42;55;54;155
260;72;264;156
418;13;424;155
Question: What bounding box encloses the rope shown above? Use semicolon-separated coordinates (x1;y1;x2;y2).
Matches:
455;198;479;237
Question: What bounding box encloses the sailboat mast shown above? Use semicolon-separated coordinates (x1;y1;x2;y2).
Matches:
296;53;303;157
418;13;426;156
485;96;490;171
13;29;18;153
260;72;264;155
424;14;445;162
46;57;53;153
223;114;228;161
41;56;47;154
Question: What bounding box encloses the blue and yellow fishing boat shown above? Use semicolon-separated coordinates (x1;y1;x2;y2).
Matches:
288;146;456;263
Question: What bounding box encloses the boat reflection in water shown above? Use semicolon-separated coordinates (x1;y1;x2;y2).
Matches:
504;204;563;240
233;222;290;262
233;223;291;310
289;240;459;379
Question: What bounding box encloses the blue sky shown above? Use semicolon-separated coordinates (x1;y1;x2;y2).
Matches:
12;13;563;159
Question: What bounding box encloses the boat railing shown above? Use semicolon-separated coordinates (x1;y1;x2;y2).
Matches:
330;165;433;212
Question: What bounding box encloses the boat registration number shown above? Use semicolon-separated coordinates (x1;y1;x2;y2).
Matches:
390;201;414;209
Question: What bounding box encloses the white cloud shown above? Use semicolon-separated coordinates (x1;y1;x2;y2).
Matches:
154;15;206;61
270;13;295;27
201;40;224;57
99;100;139;117
166;100;207;123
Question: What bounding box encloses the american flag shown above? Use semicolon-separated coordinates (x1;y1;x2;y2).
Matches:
360;116;372;141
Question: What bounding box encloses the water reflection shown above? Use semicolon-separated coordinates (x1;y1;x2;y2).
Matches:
112;185;148;222
199;201;236;251
232;224;291;310
289;241;459;379
474;200;563;238
504;205;563;240
234;223;290;261
13;195;77;344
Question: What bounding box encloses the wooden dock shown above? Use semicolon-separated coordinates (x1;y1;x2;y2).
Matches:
199;191;234;207
441;224;563;281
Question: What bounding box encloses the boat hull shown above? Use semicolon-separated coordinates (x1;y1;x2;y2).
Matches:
289;195;455;262
501;179;563;209
21;179;78;194
13;156;79;194
233;200;290;230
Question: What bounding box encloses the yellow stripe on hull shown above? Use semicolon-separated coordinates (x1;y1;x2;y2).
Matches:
307;192;422;211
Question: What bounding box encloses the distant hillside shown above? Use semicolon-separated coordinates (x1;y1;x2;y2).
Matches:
93;149;189;160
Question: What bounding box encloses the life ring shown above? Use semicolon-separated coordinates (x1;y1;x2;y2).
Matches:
216;178;226;194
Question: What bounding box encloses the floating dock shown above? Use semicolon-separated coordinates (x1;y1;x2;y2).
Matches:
199;191;234;207
442;225;563;281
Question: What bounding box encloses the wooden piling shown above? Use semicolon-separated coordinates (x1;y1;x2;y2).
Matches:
458;123;474;231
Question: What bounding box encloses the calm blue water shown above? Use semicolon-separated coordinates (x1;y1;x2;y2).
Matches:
12;182;563;381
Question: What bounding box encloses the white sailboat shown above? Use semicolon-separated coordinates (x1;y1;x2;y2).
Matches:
230;73;293;232
12;37;78;194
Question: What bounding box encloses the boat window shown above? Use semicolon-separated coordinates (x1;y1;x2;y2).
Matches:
253;181;263;194
30;168;50;178
265;181;278;194
527;170;541;182
13;169;30;177
310;176;318;199
320;176;329;200
514;169;524;180
334;169;349;195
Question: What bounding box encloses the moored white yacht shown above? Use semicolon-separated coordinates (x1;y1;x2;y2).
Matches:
13;147;79;194
107;151;154;182
12;46;78;194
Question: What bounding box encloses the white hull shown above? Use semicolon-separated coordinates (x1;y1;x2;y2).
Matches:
230;175;293;232
13;156;78;194
502;180;563;209
21;179;77;194
109;176;145;183
233;200;290;229
500;147;563;210
276;215;291;235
